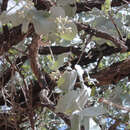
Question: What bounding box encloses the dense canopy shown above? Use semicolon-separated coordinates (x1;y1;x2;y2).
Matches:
0;0;130;130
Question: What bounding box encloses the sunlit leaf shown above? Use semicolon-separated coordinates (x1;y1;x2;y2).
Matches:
91;87;96;96
56;18;78;41
70;111;80;130
57;70;77;92
81;106;106;117
8;49;18;55
75;64;84;82
49;53;69;70
101;0;111;14
63;4;77;17
33;16;57;35
76;88;89;109
55;90;79;114
57;0;76;6
81;117;90;130
89;118;101;130
57;76;64;87
22;19;29;33
50;6;65;17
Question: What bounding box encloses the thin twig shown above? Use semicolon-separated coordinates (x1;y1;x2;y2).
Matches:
122;0;130;4
48;46;55;62
99;98;130;112
11;47;27;55
77;35;92;64
1;0;9;11
108;12;122;40
94;55;103;72
76;22;128;52
115;4;128;14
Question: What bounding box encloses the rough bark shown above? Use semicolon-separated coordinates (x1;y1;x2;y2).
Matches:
90;58;130;86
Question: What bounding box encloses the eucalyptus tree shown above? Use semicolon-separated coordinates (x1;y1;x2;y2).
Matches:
0;0;130;130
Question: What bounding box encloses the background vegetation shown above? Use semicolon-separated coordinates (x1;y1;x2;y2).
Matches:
0;0;129;130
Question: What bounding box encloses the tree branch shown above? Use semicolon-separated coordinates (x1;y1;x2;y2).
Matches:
76;23;128;52
90;58;130;86
76;0;129;13
29;34;48;89
1;0;8;11
39;38;130;69
0;56;27;90
0;25;25;56
99;98;130;112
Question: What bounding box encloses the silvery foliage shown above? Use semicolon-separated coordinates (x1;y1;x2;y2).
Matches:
55;90;80;114
0;0;77;41
55;67;89;114
122;95;130;108
56;0;76;6
55;87;90;115
83;118;101;130
71;111;81;130
0;0;28;27
56;0;77;17
48;53;70;71
75;64;91;96
0;0;107;129
108;87;130;113
108;87;123;104
75;64;84;83
58;70;77;92
56;17;78;41
50;6;65;18
0;0;57;34
83;7;130;45
71;110;106;130
56;65;106;129
122;95;130;113
70;106;106;130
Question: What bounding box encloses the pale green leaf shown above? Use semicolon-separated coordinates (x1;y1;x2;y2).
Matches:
81;106;106;117
55;90;79;114
91;87;96;96
50;6;65;17
57;0;76;6
63;4;77;17
22;19;29;33
101;0;111;14
56;20;78;41
57;76;65;87
89;118;101;130
57;70;77;92
70;111;80;130
49;53;69;70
